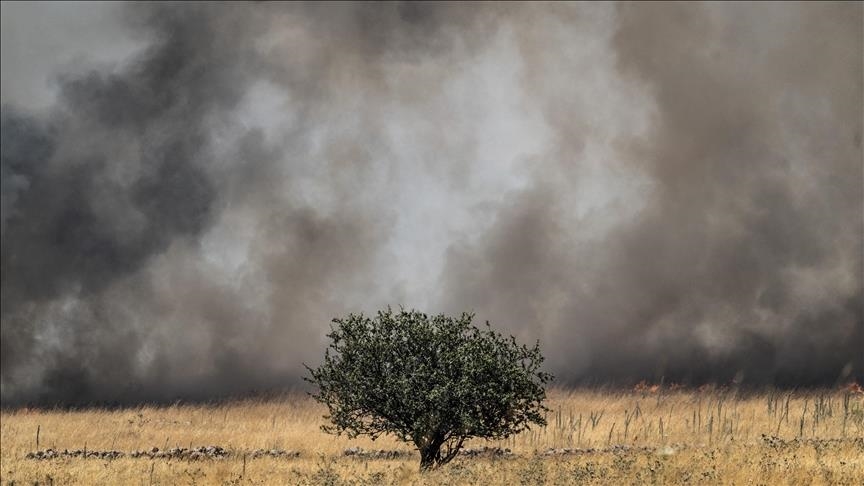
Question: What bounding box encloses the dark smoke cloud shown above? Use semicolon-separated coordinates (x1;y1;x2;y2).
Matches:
1;2;861;405
442;2;863;386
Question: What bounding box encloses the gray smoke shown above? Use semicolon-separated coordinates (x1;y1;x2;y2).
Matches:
1;2;861;406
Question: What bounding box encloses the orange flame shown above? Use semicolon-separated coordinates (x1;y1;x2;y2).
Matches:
633;381;660;393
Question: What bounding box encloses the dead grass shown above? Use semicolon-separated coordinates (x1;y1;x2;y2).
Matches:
1;387;863;485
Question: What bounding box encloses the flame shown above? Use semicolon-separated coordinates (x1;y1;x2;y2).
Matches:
633;381;660;393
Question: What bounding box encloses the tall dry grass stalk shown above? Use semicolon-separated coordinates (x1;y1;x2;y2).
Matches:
2;387;862;485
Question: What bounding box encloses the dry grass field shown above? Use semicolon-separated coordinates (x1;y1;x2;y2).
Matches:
2;386;863;485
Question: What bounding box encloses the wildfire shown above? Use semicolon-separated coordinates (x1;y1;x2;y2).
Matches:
632;381;686;393
633;381;660;393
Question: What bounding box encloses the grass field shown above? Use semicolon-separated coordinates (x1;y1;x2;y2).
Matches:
2;386;863;485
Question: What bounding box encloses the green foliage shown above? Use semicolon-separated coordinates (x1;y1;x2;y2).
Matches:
305;308;552;470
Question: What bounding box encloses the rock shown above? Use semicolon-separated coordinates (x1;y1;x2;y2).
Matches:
459;446;513;457
343;447;413;459
249;448;300;459
25;448;125;460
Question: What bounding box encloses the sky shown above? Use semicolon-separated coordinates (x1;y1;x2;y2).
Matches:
1;2;862;406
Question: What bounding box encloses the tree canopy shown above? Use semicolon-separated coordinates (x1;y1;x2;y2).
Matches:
305;308;552;470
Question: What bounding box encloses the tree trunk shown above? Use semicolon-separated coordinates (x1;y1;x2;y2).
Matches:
419;445;437;471
418;434;445;471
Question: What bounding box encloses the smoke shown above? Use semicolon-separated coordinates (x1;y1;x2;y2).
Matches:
1;2;861;405
441;2;863;386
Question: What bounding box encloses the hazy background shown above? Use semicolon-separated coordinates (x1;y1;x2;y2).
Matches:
1;2;861;406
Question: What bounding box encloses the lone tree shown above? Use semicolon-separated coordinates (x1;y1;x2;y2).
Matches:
305;308;552;470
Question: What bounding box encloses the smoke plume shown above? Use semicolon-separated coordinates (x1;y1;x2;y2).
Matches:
1;2;861;405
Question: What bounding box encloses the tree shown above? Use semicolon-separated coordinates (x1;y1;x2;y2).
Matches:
305;308;552;470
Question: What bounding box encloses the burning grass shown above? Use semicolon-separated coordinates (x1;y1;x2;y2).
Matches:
1;386;863;485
